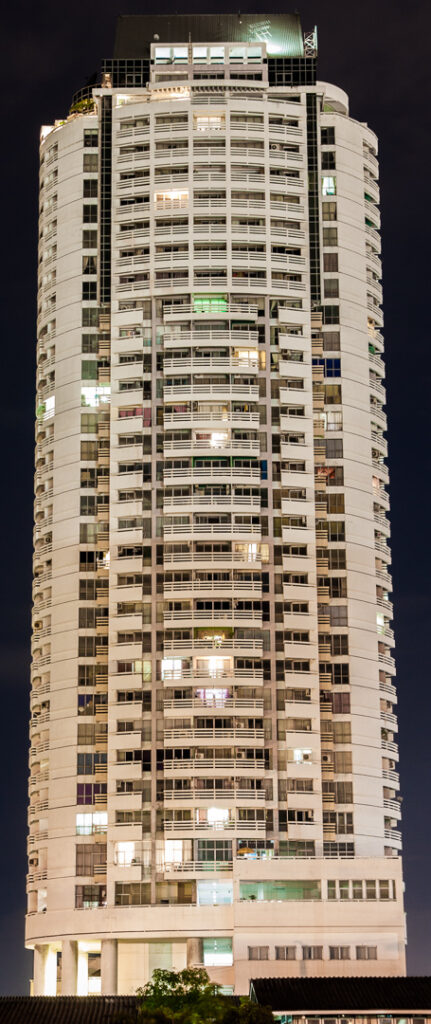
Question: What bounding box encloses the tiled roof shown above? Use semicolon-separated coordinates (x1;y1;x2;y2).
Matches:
250;976;431;1012
0;995;140;1023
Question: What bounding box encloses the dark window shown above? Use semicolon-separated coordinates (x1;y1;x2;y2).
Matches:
322;201;337;221
84;129;98;148
83;179;98;198
321;127;335;145
323;227;338;246
322;151;336;170
83;205;98;223
324;278;339;298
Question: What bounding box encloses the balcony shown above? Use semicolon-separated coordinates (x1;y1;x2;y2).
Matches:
163;302;257;321
163;383;259;403
162;522;261;538
163;465;260;485
163;438;259;457
163;859;233;875
163;578;262;595
164;788;266;803
164;727;264;743
164;756;265;774
163;356;259;376
163;819;265;833
163;697;264;714
163;637;263;654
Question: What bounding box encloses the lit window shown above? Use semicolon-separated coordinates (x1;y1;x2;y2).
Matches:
203;938;233;967
155;47;172;64
154;190;188;208
115;841;136;866
210;47;224;63
206;806;230;827
322;176;336;196
81;385;111;407
197;881;233;906
161;658;183;681
173;47;188;63
229;46;246;62
193;46;208;64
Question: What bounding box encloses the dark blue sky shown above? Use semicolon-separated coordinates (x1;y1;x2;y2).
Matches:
0;0;430;994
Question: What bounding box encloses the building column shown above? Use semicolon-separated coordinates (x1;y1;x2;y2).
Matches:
101;938;118;994
61;939;78;995
187;938;203;966
33;945;47;996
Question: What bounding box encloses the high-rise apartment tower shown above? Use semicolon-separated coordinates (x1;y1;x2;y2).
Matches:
28;13;405;996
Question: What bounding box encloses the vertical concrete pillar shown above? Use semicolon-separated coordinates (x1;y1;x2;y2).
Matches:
61;939;78;995
187;937;203;966
101;938;118;994
33;945;47;996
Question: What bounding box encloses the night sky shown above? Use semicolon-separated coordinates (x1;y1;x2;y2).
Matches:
1;0;430;995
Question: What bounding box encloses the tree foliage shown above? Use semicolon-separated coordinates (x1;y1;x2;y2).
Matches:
116;967;274;1024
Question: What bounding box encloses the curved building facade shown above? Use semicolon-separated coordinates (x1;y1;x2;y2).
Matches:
28;14;405;996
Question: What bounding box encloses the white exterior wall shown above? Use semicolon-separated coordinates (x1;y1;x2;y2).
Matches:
28;41;405;997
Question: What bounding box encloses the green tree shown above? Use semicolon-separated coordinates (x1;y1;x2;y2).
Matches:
115;967;274;1024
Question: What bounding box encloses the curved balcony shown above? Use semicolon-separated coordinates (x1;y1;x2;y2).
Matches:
163;302;257;321
163;438;259;457
162;521;261;539
163;697;264;714
163;818;265;834
164;756;266;775
163;609;262;627
163;411;260;429
164;727;264;744
163;383;259;403
163;637;263;655
163;465;260;485
164;328;258;347
164;788;266;803
163;356;259;375
163;578;262;596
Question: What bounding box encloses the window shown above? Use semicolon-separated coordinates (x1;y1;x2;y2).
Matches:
322;306;340;324
356;946;377;960
333;721;351;744
324;278;339;298
322;151;336;170
76;843;107;876
323;227;338;246
240;880;320;901
82;281;97;301
330;946;350;960
81;358;97;379
333;692;350;714
334;750;352;772
83;205;97;223
82;308;99;327
75;884;106;909
322;201;337;221
76;812;107;836
335;781;353;803
329;606;348;627
327;493;345;514
302;946;322;960
84;129;98;148
324;253;338;272
203;938;233;967
275;946;296;960
83;153;98;172
323;330;340;350
322;175;336;195
83;230;97;249
77;782;107;805
326;439;343;459
321;127;335;145
83;179;98;198
248;946;269;961
83;255;97;276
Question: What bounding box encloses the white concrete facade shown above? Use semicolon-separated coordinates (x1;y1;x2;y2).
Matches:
28;23;405;997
